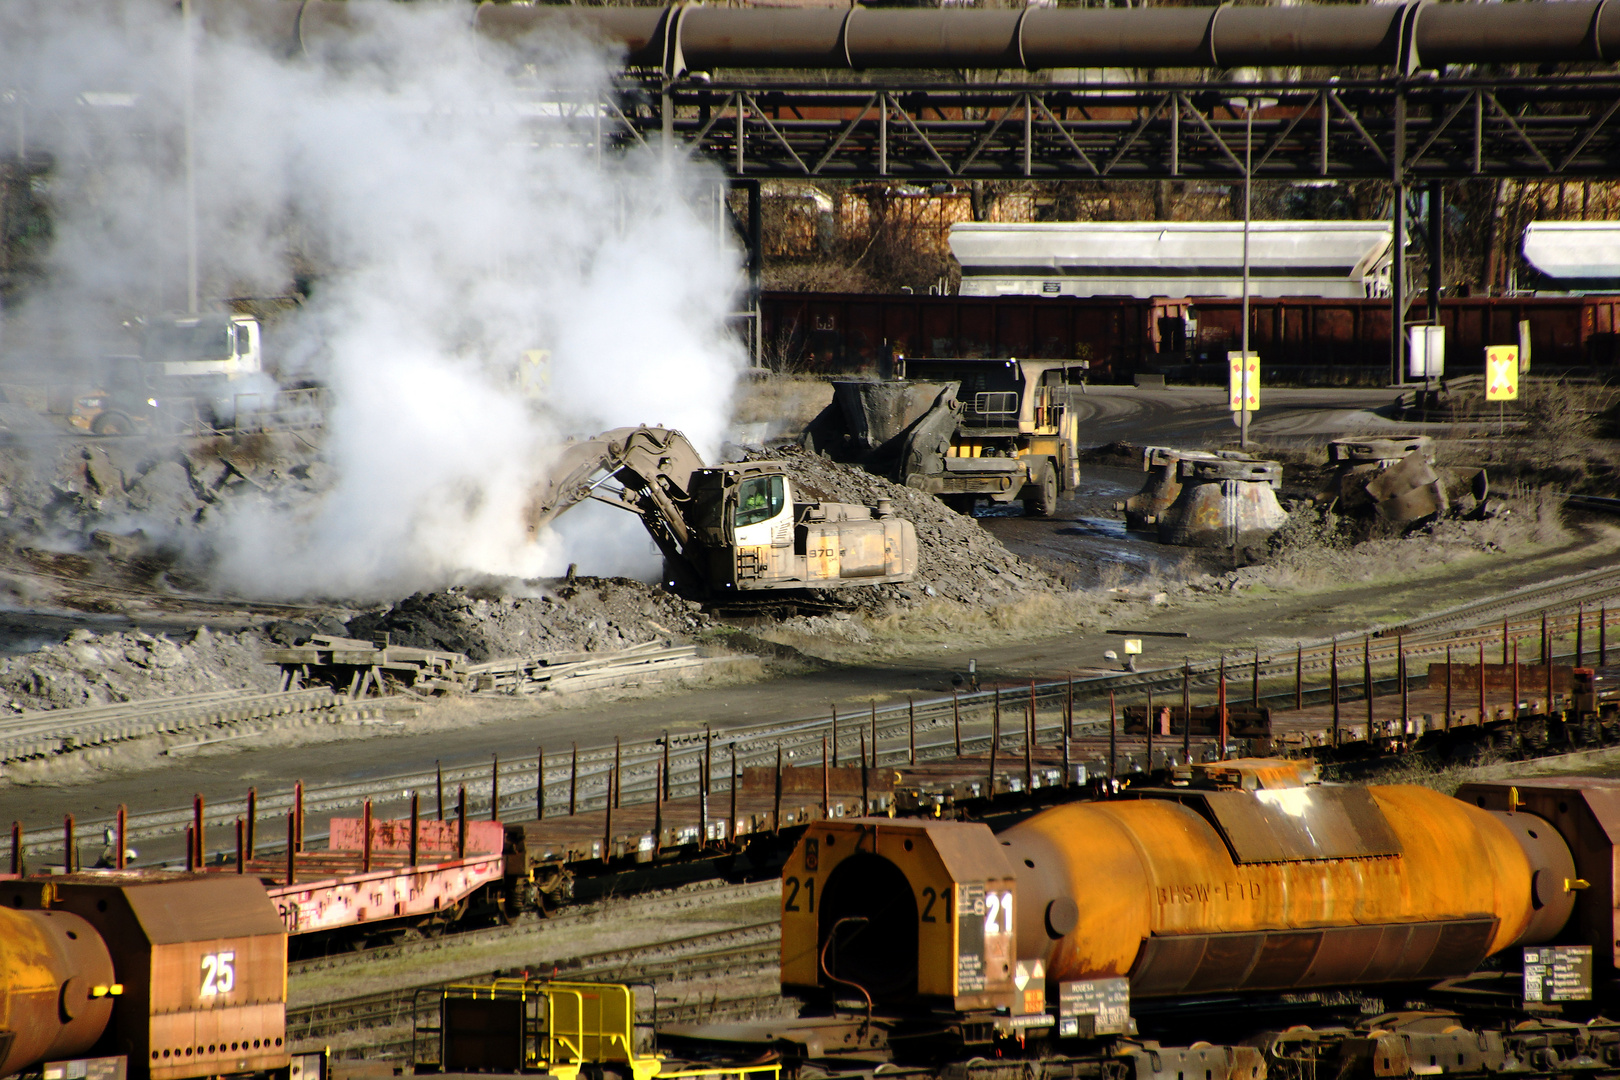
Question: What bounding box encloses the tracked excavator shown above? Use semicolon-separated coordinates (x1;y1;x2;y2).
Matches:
524;426;918;599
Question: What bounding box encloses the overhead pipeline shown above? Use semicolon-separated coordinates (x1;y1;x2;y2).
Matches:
207;1;1620;73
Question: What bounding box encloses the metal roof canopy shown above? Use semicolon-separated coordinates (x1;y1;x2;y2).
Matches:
950;221;1392;300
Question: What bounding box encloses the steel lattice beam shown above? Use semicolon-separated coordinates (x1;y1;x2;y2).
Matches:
582;76;1620;182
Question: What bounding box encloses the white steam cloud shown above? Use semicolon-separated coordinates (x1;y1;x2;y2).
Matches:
0;0;745;598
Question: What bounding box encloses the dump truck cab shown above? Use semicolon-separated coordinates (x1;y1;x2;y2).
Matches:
896;357;1083;516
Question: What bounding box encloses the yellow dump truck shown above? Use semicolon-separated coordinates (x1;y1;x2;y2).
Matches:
804;358;1083;516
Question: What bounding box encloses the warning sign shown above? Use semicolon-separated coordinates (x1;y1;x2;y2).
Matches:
1486;346;1520;401
1228;352;1259;412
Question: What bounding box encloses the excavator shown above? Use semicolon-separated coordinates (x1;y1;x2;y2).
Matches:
524;426;918;599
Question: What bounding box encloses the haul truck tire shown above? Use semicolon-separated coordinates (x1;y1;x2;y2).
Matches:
91;411;133;436
1025;462;1058;518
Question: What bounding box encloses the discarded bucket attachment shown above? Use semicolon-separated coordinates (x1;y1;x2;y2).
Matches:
1318;436;1486;525
1116;447;1261;531
1155;455;1287;549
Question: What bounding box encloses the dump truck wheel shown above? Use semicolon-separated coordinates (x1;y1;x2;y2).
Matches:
1026;463;1059;518
91;411;133;436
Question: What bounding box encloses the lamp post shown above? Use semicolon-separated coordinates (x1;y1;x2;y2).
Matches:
1240;100;1253;450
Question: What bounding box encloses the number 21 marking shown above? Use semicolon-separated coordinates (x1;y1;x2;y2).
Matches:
984;891;1013;934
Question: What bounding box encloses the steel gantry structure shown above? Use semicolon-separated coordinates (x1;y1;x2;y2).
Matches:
210;1;1620;378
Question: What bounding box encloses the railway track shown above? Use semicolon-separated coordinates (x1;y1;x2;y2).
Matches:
289;919;783;1049
22;560;1620;860
287;879;776;980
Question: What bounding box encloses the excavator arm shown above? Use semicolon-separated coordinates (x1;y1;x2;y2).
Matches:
524;427;708;585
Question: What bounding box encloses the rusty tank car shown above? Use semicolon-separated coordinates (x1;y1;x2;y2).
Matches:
0;875;287;1080
774;760;1615;1063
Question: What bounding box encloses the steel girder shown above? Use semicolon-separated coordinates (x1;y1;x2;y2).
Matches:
579;76;1620;182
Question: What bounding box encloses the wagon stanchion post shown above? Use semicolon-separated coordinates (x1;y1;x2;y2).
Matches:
1363;637;1374;742
11;820;22;875
1399;640;1409;737
491;753;500;821
1330;640;1341;746
1182;661;1192;761
235;819;244;874
286;811;296;886
457;786;467;859
1066;675;1074;738
1108;690;1117;781
1445;646;1453;731
663;732;673;801
860;731;870;815
409;792;420;868
728;743;738;844
294;781;304;852
1513;639;1521;723
870;702;878;767
1217;659;1228;761
613;738;622;811
700;754;710;843
773;744;784;833
1024;685;1034;792
436;762;444;822
245;789;255;860
654;761;665;854
66;814;76;874
953;690;962;756
1548;638;1557;718
1504;616;1510;667
1062;717;1071;787
1602;605;1609;666
536;747;545;822
1577;605;1585;668
116;804;128;871
772;745;784;833
706;724;715;785
1145;684;1155;772
1542;613;1549;666
909;697;917;765
362;799;373;873
570;744;579;816
1478;641;1487;725
194;794;205;868
1295;645;1303;711
821;735;830;820
988;696;1000;800
603;771;614;863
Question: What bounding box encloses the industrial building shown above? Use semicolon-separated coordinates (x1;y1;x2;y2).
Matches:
949;221;1394;301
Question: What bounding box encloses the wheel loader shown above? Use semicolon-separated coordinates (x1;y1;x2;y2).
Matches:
524;426;917;599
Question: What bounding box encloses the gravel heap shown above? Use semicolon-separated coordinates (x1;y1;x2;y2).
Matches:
0;434;324;543
766;445;1064;607
344;576;710;663
0;627;280;712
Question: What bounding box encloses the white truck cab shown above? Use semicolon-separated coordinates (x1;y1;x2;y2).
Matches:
143;313;262;380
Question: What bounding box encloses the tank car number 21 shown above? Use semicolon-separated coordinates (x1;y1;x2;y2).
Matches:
199;951;237;997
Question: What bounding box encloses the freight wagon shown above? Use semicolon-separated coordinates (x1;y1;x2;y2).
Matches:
762;291;1620;384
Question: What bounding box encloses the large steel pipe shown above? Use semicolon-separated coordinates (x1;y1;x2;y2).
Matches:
207;1;1620;71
